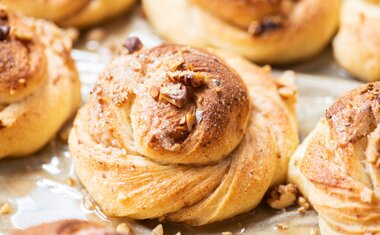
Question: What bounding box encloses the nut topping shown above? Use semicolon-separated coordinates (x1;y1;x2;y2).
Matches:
123;36;143;54
167;71;206;88
0;25;10;41
159;83;188;108
267;184;298;209
186;112;196;131
248;15;284;37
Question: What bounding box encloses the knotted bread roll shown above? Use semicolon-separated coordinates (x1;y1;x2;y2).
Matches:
142;0;340;64
1;0;136;28
69;42;299;225
288;82;380;234
0;5;81;158
333;0;380;82
12;220;131;235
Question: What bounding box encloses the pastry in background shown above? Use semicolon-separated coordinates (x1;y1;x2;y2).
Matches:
12;219;132;235
1;0;136;28
333;0;380;82
69;38;299;225
0;5;81;158
142;0;340;64
288;82;380;234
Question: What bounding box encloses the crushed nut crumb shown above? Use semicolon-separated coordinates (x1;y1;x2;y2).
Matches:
67;177;76;187
167;71;206;88
274;223;289;230
159;83;188;108
0;203;11;215
0;25;10;41
248;15;284;37
150;87;160;100
298;196;310;210
123;36;143;54
152;224;164;235
267;184;298;209
186;112;196;131
116;223;132;234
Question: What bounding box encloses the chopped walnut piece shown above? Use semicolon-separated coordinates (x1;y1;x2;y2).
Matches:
0;203;11;215
159;83;188;108
0;25;10;41
267;184;298;209
116;223;132;234
248;15;284;37
186;112;196;131
172;143;182;152
152;224;164;235
123;36;143;54
297;206;306;215
167;71;206;88
150;87;160;100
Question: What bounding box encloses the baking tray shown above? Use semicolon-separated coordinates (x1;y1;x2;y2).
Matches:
0;6;363;235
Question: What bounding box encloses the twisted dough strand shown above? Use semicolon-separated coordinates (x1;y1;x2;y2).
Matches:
142;0;340;64
0;5;81;158
69;45;298;225
289;82;380;235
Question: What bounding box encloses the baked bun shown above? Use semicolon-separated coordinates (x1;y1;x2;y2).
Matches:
69;41;299;225
288;82;380;234
333;0;380;82
12;219;131;235
1;0;136;28
0;5;81;158
142;0;340;64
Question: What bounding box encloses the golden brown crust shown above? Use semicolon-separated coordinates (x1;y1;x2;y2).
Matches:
142;0;340;64
191;0;288;28
12;220;130;235
88;44;250;164
0;5;81;158
0;9;47;103
333;0;380;82
288;82;380;235
69;44;299;225
2;0;136;28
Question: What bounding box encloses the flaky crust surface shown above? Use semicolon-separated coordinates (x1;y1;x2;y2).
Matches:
2;0;135;28
142;0;340;64
69;44;298;225
333;0;380;82
0;5;81;158
288;82;380;234
12;219;129;235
